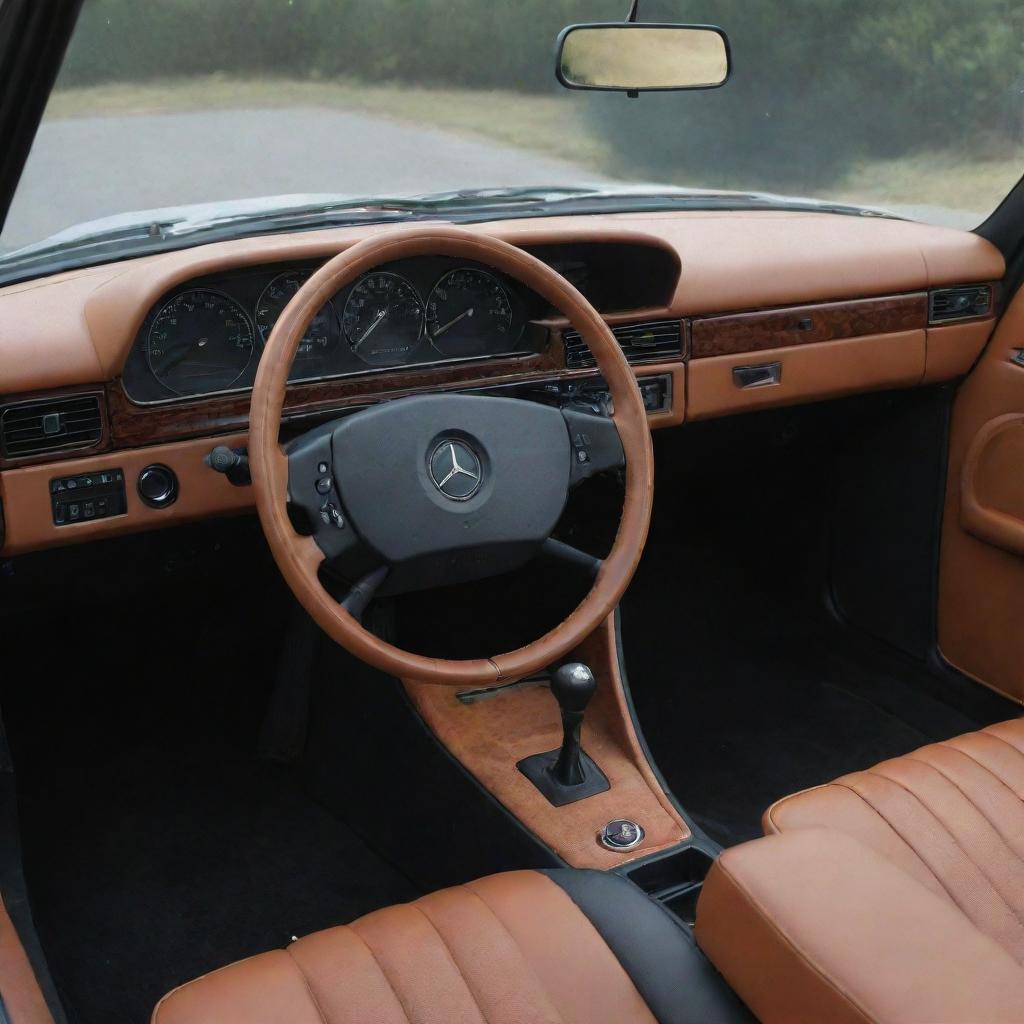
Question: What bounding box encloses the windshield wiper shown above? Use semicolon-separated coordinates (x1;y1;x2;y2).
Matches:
165;187;612;238
0;186;896;286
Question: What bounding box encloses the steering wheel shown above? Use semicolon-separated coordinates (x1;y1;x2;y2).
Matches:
250;226;653;685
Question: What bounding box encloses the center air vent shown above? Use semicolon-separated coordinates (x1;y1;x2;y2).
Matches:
0;394;103;460
563;320;683;369
929;285;992;324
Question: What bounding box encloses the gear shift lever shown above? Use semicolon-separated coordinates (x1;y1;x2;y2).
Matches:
550;663;597;785
517;663;610;806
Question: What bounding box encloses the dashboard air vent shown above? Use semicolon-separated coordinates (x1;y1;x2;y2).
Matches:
563;320;683;369
929;285;992;324
0;394;103;460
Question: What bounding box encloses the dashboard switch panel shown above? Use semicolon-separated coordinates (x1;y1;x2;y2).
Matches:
51;468;126;526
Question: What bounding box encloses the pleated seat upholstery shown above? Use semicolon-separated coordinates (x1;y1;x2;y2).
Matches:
694;718;1024;1023
765;718;1024;961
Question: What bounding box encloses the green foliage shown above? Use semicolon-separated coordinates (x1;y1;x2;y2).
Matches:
58;0;618;91
589;0;1024;189
59;0;1024;190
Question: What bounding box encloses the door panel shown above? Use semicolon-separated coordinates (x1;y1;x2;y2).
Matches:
939;290;1024;701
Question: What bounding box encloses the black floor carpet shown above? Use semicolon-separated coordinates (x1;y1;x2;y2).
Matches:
621;403;1015;848
0;524;421;1024
18;727;418;1024
622;564;987;847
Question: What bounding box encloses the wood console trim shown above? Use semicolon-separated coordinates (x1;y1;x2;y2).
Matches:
404;614;689;870
690;292;929;359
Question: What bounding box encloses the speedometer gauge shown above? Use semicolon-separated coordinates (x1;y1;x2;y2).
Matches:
147;289;254;397
342;272;423;367
256;272;339;375
426;268;513;359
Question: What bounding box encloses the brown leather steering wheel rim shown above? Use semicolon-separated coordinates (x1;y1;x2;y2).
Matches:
250;225;653;685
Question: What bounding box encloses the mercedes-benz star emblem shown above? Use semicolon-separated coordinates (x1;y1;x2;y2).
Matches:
428;439;482;501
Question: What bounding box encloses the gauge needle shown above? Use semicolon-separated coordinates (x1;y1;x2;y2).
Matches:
354;308;388;349
432;307;474;338
158;337;209;372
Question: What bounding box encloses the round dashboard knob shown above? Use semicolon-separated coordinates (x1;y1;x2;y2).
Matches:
138;464;178;509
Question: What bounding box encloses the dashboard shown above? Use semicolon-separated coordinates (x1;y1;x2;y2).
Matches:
0;211;1006;558
121;256;549;403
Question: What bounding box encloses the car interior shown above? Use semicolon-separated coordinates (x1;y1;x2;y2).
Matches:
3;3;1024;1023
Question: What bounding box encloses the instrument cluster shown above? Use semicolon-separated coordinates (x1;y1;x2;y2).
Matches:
122;256;545;403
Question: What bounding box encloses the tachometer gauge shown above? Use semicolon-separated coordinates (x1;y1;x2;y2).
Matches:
256;272;339;376
426;268;514;359
342;272;423;367
147;289;255;397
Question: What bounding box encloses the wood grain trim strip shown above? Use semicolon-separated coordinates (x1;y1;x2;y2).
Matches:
107;348;563;448
105;353;684;449
690;293;928;360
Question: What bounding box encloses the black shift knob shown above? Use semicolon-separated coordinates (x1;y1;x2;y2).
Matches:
551;663;597;713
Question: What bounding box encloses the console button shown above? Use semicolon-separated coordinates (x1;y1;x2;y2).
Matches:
599;819;645;850
138;465;178;509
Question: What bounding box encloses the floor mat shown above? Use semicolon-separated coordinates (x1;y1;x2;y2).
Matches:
621;407;1013;848
623;574;986;846
18;732;419;1024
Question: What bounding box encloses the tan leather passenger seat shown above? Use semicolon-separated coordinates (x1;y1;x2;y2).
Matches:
154;868;751;1024
696;717;1024;1023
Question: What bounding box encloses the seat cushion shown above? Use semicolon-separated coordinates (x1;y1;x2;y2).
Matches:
763;717;1024;963
695;827;1024;1024
693;716;1024;1023
153;868;751;1024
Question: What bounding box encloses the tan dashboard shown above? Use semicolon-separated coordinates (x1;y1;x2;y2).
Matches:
0;209;1005;555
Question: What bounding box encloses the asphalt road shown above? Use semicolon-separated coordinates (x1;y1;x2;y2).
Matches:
1;107;980;250
1;108;615;251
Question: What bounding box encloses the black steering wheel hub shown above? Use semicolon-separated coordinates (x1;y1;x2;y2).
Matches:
287;392;624;600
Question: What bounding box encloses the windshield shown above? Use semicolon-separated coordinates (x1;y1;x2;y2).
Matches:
3;0;1023;258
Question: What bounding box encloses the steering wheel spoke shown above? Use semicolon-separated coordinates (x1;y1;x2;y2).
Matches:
562;406;625;486
541;537;603;579
284;424;362;561
339;565;390;622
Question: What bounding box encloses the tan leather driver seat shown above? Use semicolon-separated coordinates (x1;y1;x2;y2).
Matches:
154;868;751;1024
696;718;1024;1023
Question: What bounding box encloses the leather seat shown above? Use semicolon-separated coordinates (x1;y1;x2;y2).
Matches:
154;868;751;1024
696;717;1024;1023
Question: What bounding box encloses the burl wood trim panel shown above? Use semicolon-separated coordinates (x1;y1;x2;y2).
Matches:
690;293;928;359
404;615;689;869
107;348;563;448
106;358;683;448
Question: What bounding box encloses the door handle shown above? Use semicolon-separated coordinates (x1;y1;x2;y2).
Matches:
732;361;782;389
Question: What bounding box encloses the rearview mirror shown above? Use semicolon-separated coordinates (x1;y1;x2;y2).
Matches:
556;24;730;93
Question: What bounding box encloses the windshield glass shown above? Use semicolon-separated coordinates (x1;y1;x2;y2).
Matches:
3;0;1022;257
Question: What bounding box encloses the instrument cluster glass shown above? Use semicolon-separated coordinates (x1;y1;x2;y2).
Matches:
342;272;425;367
255;272;339;376
124;256;538;404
